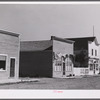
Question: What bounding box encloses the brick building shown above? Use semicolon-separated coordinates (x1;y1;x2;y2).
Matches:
0;30;20;80
20;36;74;78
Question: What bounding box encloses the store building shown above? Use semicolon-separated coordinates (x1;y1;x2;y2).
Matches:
20;36;74;78
67;37;100;76
0;30;20;80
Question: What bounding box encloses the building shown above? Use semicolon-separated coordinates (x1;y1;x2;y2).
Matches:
67;37;100;76
0;30;20;80
19;36;74;78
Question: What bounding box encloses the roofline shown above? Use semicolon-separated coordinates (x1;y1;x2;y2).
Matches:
94;37;100;45
66;36;96;40
51;36;74;44
0;30;20;37
66;36;100;45
21;40;51;43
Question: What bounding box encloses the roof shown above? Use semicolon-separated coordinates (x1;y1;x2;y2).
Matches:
51;36;74;44
66;37;99;45
20;40;52;52
21;36;74;52
66;37;95;41
0;30;20;37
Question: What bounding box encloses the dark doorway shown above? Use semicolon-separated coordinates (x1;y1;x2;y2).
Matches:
10;58;15;77
63;62;65;75
94;64;95;74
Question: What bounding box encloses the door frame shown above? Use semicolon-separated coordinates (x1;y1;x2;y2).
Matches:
62;62;66;76
93;64;96;74
10;57;16;77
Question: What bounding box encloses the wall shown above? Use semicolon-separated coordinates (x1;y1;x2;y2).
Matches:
0;33;19;79
19;51;52;77
52;40;74;78
89;70;99;75
74;68;89;76
88;41;99;58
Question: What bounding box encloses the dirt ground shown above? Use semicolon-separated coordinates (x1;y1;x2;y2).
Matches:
0;76;100;89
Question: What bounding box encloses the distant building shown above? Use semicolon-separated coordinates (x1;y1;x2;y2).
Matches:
67;37;100;76
20;36;74;78
0;30;20;80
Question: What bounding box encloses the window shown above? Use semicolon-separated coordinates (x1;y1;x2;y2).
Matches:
55;66;61;71
66;66;72;71
65;59;72;72
55;60;62;71
85;69;89;74
92;49;93;56
69;62;72;66
90;64;93;70
95;50;97;56
81;69;85;74
0;55;6;71
96;64;98;70
55;60;62;66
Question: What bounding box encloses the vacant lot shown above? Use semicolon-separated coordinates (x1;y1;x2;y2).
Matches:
0;76;100;89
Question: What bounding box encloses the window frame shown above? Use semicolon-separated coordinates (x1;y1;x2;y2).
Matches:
90;64;93;70
96;64;98;70
92;49;93;56
10;57;16;77
0;54;8;71
54;60;62;72
95;50;97;56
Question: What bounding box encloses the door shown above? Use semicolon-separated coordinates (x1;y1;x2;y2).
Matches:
63;62;66;76
10;58;15;77
93;64;95;74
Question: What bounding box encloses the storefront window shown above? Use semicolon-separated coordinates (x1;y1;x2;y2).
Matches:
55;60;62;71
65;58;72;72
55;66;61;71
66;63;72;71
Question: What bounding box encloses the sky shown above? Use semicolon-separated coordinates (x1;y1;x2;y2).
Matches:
0;4;100;42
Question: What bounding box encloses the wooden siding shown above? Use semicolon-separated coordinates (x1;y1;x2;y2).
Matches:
0;32;19;79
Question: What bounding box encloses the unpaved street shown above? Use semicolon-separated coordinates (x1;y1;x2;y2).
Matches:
0;76;100;89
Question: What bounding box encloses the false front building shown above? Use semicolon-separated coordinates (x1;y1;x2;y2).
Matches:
0;30;20;80
20;36;74;78
67;37;100;76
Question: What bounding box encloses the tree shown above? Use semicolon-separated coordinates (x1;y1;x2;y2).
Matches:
74;49;89;67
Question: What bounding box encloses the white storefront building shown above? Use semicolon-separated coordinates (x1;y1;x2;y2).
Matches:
67;37;100;76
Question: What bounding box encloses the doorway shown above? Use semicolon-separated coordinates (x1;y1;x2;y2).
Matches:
10;58;15;77
63;62;66;76
93;64;95;74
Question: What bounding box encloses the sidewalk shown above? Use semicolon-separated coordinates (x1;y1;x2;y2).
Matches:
58;74;100;79
69;74;100;79
0;78;39;85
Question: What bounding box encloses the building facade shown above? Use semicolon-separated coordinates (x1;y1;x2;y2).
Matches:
0;30;20;80
52;36;74;78
67;37;100;76
20;36;74;78
88;37;100;75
